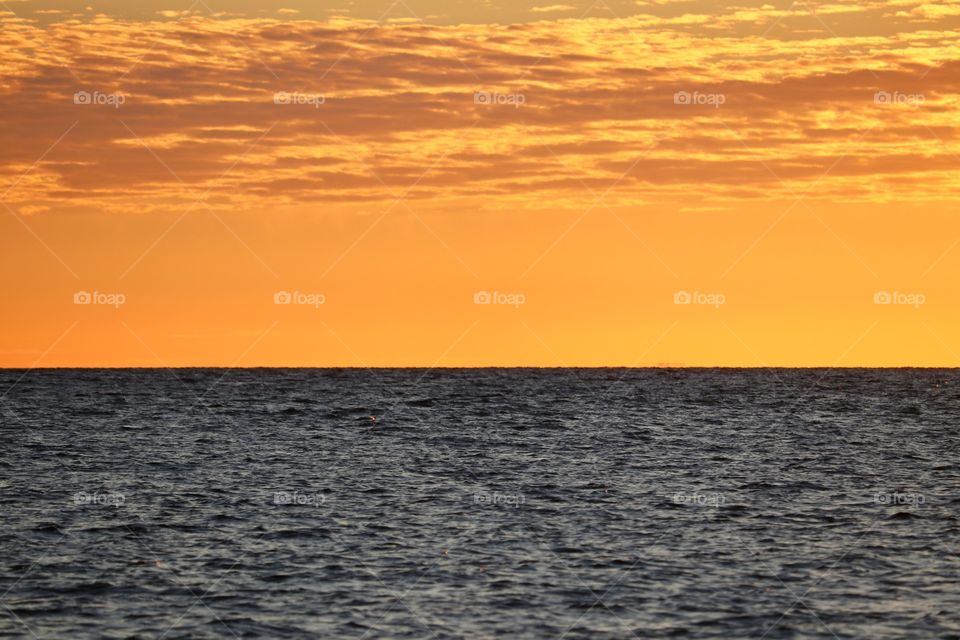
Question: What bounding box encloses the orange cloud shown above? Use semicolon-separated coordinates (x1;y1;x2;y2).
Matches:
0;9;957;217
531;5;579;13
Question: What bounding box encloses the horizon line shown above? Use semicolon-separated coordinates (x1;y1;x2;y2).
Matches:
2;366;958;371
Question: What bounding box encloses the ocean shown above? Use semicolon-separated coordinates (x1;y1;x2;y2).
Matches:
1;368;958;638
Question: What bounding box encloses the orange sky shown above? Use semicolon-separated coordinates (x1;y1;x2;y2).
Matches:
1;0;959;367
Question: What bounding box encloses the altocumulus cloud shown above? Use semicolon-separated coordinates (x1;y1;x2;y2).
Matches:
1;3;959;215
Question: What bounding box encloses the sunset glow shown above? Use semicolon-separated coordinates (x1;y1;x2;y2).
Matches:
2;0;960;366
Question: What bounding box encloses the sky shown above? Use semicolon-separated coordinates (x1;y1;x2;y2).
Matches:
1;0;959;367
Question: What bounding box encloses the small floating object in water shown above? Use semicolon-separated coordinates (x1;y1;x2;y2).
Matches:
369;415;377;422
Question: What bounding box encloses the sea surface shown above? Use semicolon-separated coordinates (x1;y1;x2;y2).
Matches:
1;368;958;639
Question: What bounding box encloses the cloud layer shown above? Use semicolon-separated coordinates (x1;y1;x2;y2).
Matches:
1;2;959;214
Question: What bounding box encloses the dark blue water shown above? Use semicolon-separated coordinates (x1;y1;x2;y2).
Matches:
1;369;959;639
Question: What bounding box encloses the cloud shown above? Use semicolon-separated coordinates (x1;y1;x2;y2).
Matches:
531;5;578;13
17;205;49;215
635;0;696;6
0;8;958;215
